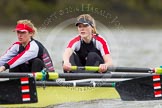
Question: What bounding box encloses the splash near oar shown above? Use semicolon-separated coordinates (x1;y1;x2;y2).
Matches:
115;74;162;101
0;77;37;104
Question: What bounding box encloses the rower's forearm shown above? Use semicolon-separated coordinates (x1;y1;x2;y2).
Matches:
63;54;70;63
63;49;73;63
106;63;113;67
105;61;113;67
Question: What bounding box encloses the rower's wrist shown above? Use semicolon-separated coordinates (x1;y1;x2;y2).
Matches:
63;61;70;64
3;63;9;70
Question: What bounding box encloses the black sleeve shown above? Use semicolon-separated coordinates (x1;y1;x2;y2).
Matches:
3;63;10;69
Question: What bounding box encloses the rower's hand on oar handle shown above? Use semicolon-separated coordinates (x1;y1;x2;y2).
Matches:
99;64;108;73
63;62;72;72
0;66;6;72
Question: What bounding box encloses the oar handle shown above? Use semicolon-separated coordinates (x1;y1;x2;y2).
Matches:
71;66;99;71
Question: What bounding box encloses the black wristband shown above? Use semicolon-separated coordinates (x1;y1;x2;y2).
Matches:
3;63;9;69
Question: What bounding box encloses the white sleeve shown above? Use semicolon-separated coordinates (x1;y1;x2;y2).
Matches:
0;43;19;66
8;41;39;68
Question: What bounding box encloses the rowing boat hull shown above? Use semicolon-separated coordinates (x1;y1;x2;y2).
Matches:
1;86;119;107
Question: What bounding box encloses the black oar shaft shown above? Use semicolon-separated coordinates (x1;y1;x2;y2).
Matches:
108;67;153;72
0;73;153;79
58;73;152;79
0;73;33;78
72;66;154;73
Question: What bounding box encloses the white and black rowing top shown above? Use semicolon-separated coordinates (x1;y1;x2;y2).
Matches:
0;39;54;72
67;34;111;65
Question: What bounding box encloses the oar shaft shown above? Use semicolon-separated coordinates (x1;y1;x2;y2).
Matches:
58;73;152;79
71;66;154;73
0;72;153;80
0;73;33;78
108;67;153;72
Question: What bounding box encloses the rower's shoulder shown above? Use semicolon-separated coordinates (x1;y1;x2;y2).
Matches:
69;35;81;43
93;34;106;41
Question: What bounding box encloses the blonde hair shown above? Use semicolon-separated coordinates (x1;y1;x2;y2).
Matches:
77;14;97;34
17;19;37;36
